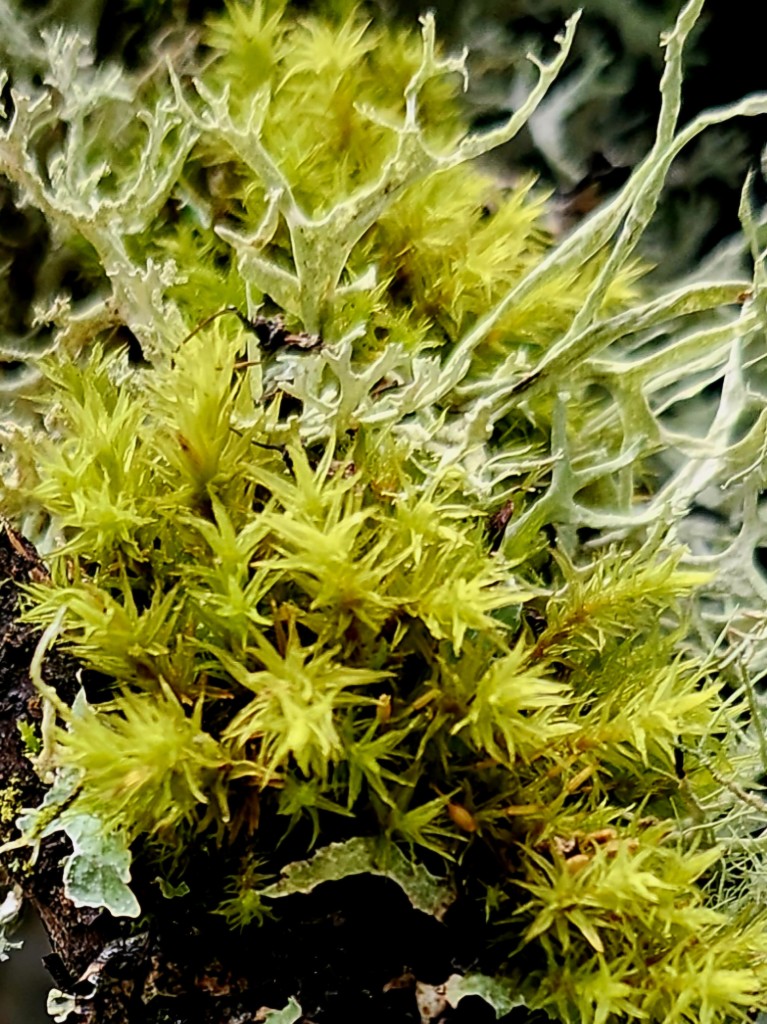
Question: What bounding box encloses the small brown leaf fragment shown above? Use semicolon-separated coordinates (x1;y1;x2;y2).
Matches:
487;500;514;551
4;525;28;559
383;970;415;992
447;802;477;833
197;972;232;997
415;980;448;1022
588;828;618;845
504;803;541;816
564;853;591;874
376;693;392;724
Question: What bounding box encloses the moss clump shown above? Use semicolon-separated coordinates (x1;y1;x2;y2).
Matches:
2;1;767;1021
148;0;641;351
9;328;765;1021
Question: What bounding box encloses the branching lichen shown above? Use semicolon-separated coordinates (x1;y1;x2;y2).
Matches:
2;1;767;1021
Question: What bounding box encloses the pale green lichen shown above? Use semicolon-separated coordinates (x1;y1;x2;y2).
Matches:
2;1;767;1021
0;885;23;962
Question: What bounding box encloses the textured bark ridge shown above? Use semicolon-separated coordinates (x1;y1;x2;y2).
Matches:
0;523;514;1024
0;521;128;1019
0;522;116;973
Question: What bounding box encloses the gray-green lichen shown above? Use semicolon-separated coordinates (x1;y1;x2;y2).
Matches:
2;1;767;1021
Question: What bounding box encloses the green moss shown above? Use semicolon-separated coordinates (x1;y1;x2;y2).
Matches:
0;782;22;837
2;0;767;1020
12;333;767;1019
152;1;640;350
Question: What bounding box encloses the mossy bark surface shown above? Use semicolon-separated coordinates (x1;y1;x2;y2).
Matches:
1;526;523;1024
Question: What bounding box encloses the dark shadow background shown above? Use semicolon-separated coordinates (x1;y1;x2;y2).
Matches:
0;912;50;1024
